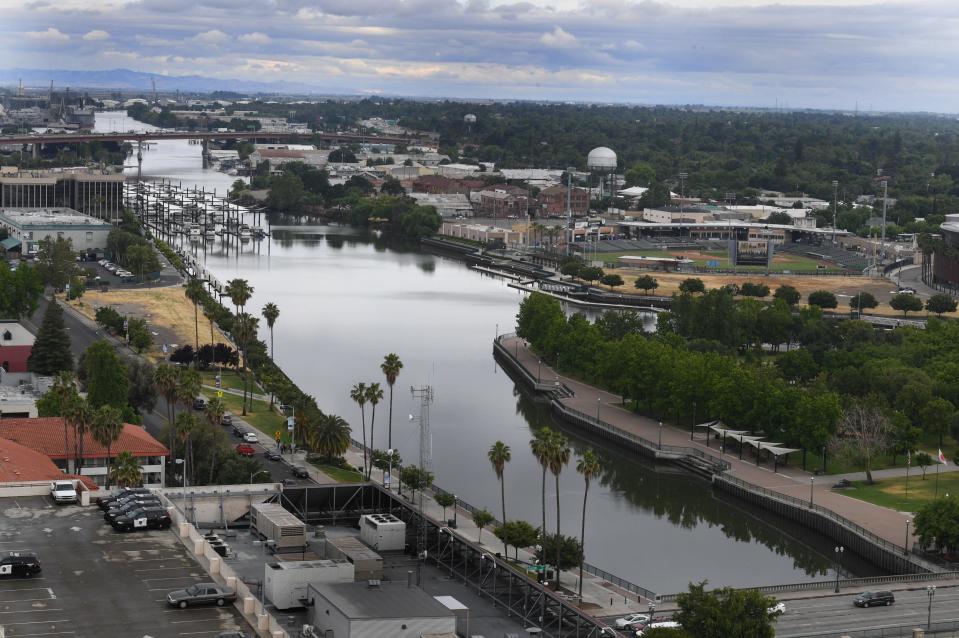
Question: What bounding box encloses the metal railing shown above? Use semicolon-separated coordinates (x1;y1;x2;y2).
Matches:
787;618;959;638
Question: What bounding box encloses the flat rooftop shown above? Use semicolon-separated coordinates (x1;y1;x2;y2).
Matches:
0;495;249;637
0;207;113;227
312;580;455;620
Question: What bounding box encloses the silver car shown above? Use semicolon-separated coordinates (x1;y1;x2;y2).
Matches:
167;583;236;608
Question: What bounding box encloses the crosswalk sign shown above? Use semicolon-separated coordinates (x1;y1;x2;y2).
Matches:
216;390;223;398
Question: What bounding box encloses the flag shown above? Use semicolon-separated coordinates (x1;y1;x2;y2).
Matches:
938;449;948;465
907;450;911;466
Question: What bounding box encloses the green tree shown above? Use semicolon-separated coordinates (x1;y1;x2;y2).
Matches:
624;161;656;187
561;261;583;278
493;520;539;559
311;413;352;460
27;301;73;375
434;492;455;521
35;236;76;291
350;382;369;478
381;177;405;196
109;450;143;488
775;349;819;383
261;302;280;358
890;293;923;316
225;278;253;315
530;428;553;544
487;441;511;554
0;262;43;317
739;282;770;298
766;211;793;225
634;274;659;294
913;494;959;554
576;449;601;599
472;509;494;542
675;581;777;638
83;341;129;410
807;290;838;309
127;358;157;415
516;292;564;347
535;533;584;572
231;313;259;415
364;382;384;478
127;318;152;353
773;285;801;306
126;244;158;281
600;273;624;291
926;293;958;317
91;405;124;489
185;279;205;354
380;353;403;449
915;451;933;479
679;278;706;294
579;266;604;284
920;397;955;446
849;292;879;312
546;430;571;585
267;173;305;212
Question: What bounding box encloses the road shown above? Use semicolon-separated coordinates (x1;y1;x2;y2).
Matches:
27;294;307;486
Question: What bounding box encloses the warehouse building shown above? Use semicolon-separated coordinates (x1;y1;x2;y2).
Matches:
0;207;112;255
307;581;456;638
0;168;125;220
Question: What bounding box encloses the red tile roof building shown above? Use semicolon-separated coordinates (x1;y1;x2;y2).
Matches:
0;437;97;490
0;321;34;373
0;418;169;487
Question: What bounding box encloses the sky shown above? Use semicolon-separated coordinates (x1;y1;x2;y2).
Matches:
2;0;958;111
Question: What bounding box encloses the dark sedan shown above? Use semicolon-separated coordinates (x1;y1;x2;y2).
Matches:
167;583;236;608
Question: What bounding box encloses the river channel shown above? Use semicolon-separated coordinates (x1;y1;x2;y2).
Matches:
96;111;879;592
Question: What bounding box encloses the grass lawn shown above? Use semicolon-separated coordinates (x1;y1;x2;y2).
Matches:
201;369;261;393
594;248;835;273
308;461;364;483
843;472;959;511
209;389;285;436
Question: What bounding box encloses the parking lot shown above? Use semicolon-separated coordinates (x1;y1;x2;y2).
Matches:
0;496;249;637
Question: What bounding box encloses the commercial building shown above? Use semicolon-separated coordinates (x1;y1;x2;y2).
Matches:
250;148;330;171
641;205;714;224
537;184;588;217
476;186;529;218
408;193;473;217
440;221;526;245
307;581;456;638
0;207;113;255
933;213;959;289
0;321;34;373
0;168;125;220
411;176;485;195
0;417;169;487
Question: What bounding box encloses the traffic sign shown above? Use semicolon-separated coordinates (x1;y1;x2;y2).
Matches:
216;390;223;398
286;416;294;432
274;430;281;442
215;375;221;388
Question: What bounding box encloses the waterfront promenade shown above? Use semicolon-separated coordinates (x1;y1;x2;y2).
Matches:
500;334;928;555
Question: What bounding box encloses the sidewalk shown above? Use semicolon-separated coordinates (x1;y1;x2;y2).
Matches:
503;335;921;553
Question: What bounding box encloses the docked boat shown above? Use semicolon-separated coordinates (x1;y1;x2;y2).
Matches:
187;223;202;241
239;224;252;241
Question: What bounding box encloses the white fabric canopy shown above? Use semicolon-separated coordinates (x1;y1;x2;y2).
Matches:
709;425;747;437
763;445;801;456
693;420;720;430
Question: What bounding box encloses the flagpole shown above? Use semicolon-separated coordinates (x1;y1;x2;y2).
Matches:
935;461;940;498
905;451;910;505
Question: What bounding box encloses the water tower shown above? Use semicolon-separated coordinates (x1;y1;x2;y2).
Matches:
464;113;476;134
587;146;617;201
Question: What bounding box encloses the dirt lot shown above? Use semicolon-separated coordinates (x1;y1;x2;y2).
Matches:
69;286;232;360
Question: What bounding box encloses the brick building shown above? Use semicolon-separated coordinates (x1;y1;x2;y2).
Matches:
476;185;529;218
537;185;588;217
0;321;34;373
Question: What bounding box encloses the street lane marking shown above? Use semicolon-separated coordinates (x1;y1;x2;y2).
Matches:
0;608;63;614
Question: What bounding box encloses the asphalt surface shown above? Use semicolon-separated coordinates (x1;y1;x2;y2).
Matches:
0;495;247;637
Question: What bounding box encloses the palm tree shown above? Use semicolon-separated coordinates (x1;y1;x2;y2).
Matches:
174;412;198;485
365;383;384;479
547;431;571;588
530;428;553;545
109;451;143;488
350;383;369;478
205;397;225;429
231;313;259;415
154;363;179;462
488;441;511;555
49;372;77;472
91;405;123;489
202;305;217;353
225;278;253;316
67;397;94;473
184;278;205;356
261;303;279;358
576;449;601;599
312;414;352;461
380;354;403;449
173;367;201;466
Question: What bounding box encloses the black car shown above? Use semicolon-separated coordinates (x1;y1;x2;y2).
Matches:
264;449;281;461
0;552;41;578
193;398;206;411
105;498;161;522
290;466;310;479
98;487;152;510
112;507;172;532
854;591;895;607
232;424;243;437
105;492;159;512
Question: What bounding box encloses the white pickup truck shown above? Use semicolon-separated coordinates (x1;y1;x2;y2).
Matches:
50;480;78;505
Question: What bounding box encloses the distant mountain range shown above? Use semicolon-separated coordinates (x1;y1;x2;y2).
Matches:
0;68;325;95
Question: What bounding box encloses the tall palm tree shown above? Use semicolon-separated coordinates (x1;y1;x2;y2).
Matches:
174;412;198;486
203;397;226;483
365;383;384;479
576;448;601;599
154;363;179;459
312;414;352;461
202;305;217;353
225;278;253;316
231;313;259;415
530;427;553;544
380;354;403;449
261;303;279;358
67;397;94;474
110;451;143;488
49;372;77;473
173;367;201;465
184;278;205;356
350;383;369;478
91;405;123;489
488;441;512;555
547;431;571;588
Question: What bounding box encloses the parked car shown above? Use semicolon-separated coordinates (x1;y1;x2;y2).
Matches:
242;432;258;443
232;425;244;437
112;506;172;532
105;498;161;522
235;444;255;457
616;614;650;628
291;466;310;479
221;414;233;426
768;601;786;616
264;449;281;461
896;287;917;294
98;488;151;510
636;621;682;636
105;492;160;513
193;398;207;411
854;591;895;607
167;582;237;608
50;480;78;504
0;552;41;578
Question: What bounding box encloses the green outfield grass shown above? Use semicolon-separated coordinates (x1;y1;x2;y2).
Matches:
595;248;838;272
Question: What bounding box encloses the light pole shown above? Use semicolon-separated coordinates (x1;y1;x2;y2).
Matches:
648;601;655;623
809;476;815;507
537;359;542;382
387;448;395;514
596;397;601;422
250;469;269;484
927;585;936;630
658;421;663;449
834;546;844;593
905;519;911;555
175;458;186;520
453;495;458;528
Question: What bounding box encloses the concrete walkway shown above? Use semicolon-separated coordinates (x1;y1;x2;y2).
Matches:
503;335;923;552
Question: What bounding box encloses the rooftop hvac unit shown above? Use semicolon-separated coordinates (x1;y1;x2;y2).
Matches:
251;502;306;549
358;513;406;552
263;559;354;610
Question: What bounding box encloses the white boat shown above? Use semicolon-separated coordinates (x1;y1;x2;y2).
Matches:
239;224;252;240
251;226;266;239
188;223;202;241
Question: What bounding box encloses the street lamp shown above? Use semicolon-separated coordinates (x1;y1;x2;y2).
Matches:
386;448;395;514
658;422;663;449
927;585;936;630
648;601;655;622
453;494;458;528
175;458;187;519
905;519;911;555
250;469;269;484
596;397;601;422
834;546;844;593
809;476;815;507
538;359;542;382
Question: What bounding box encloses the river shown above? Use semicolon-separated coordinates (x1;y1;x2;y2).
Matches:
96;111;878;592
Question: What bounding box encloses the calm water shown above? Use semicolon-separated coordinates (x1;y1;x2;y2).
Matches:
97;111;877;592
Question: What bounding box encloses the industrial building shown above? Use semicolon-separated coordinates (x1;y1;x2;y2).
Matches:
0;168;125;220
306;581;457;638
0;207;113;255
933;213;959;289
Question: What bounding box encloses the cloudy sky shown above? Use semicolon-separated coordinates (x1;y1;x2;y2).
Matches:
2;0;957;111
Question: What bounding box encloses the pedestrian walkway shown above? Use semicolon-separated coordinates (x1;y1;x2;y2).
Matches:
502;335;921;554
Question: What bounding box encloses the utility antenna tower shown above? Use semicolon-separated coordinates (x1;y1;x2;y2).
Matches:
151;78;157;105
410;384;434;584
